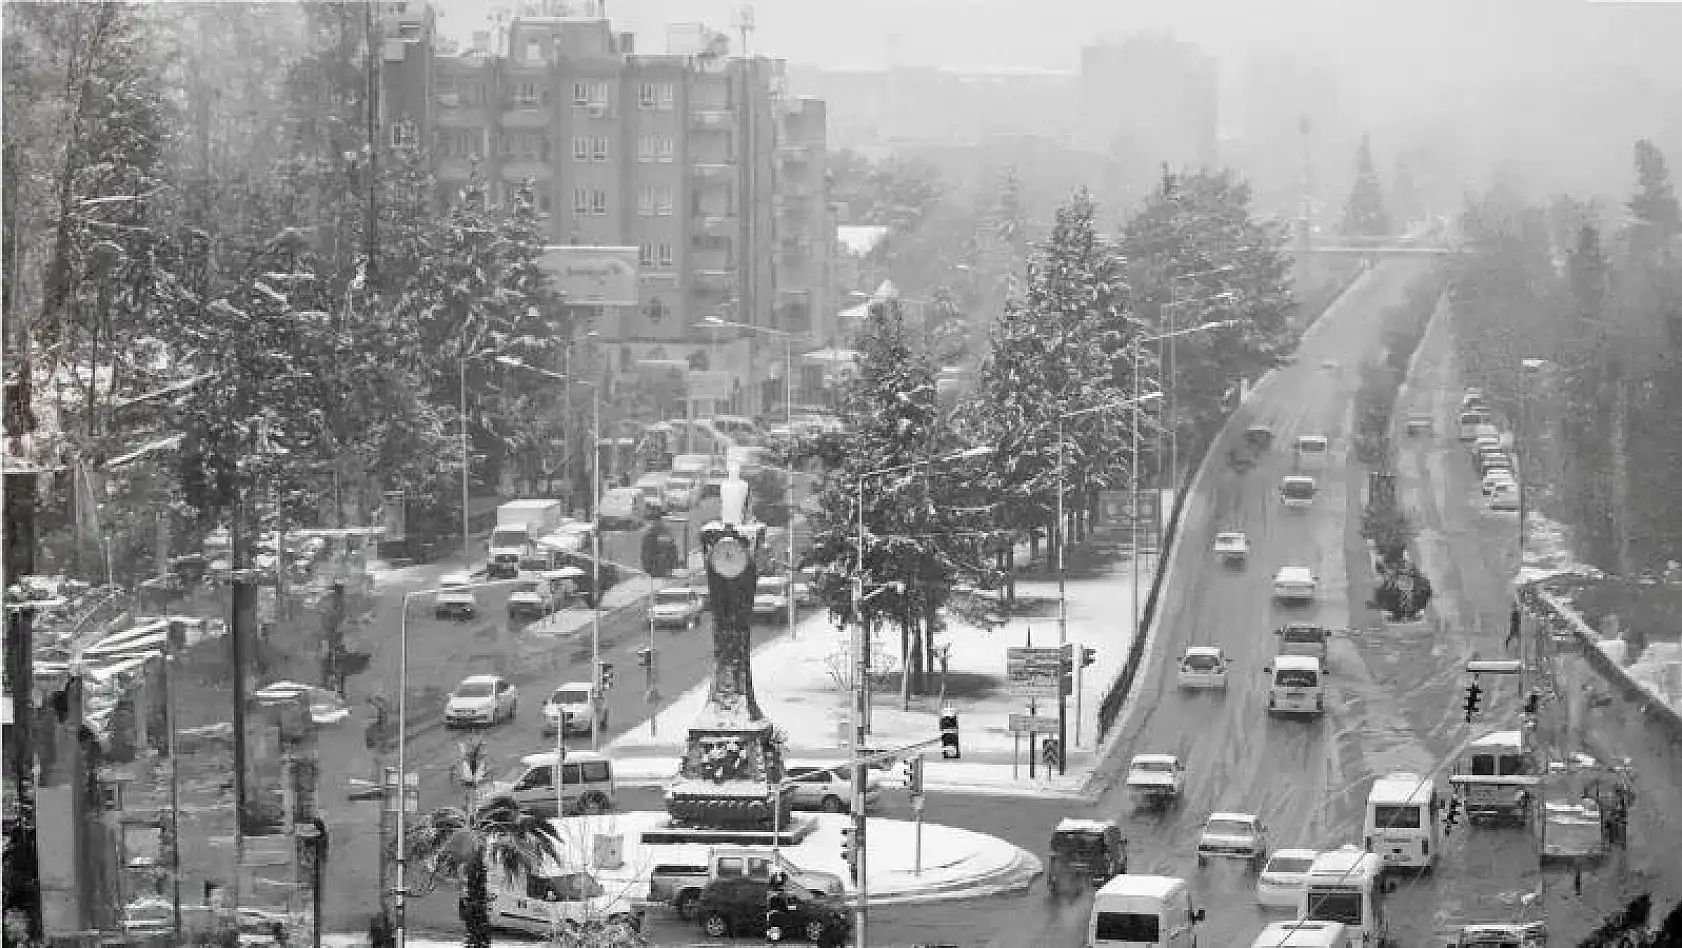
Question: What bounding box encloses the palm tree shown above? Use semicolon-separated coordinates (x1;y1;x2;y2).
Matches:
408;795;563;948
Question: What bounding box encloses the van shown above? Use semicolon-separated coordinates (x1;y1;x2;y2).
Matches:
1447;730;1541;823
1364;773;1440;870
488;866;645;937
1281;476;1317;509
1298;846;1389;948
1089;874;1205;948
491;751;617;817
1263;655;1324;715
1252;921;1357;948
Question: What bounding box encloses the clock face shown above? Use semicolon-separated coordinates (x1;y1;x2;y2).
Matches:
708;536;749;578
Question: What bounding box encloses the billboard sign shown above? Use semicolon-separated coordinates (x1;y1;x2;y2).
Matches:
536;246;639;307
1006;645;1069;699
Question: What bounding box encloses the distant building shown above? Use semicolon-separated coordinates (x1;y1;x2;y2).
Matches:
378;0;832;416
1078;34;1218;201
785;64;1078;149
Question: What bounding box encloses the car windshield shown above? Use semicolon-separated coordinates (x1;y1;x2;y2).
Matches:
1184;654;1220;670
514;581;542;594
1052;831;1108;854
455;681;494;698
1298;438;1327;453
1267;854;1316;874
667;476;695;488
552;690;590;705
1276;669;1319;688
1216;534;1244;545
1283;627;1325;643
1206;819;1255;836
1305;891;1364;927
758;578;786;593
655;589;693;604
1134;760;1175;773
1283;480;1315;498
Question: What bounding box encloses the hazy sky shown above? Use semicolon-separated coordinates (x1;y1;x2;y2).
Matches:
436;0;1682;115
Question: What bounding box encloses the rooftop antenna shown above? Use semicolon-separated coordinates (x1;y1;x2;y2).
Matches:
733;4;755;56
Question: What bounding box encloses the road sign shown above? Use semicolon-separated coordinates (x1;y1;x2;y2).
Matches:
1007;646;1070;698
911;794;926;813
1008;713;1060;735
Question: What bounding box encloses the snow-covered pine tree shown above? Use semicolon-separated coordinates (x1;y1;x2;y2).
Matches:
1343;134;1392;238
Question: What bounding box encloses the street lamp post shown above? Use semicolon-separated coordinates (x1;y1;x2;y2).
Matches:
1517;359;1548;558
850;445;993;948
1162;267;1235;486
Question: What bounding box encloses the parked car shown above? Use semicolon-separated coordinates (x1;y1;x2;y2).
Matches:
1197;812;1270;870
1256;849;1319;908
1177;647;1231;690
650;586;707;631
1482;470;1517;496
783;762;881;813
541;682;607;736
752;576;792;622
663;473;701;512
445;675;517;728
598;487;644;531
1489;484;1520;511
792;568;818;606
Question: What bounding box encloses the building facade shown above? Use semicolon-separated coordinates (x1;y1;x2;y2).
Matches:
1078;34;1218;200
378;0;831;418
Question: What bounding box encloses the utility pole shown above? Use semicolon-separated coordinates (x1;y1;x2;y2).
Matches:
3;409;43;944
1055;416;1068;775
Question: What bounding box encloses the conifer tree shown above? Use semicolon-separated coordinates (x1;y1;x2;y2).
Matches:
1343;134;1392;238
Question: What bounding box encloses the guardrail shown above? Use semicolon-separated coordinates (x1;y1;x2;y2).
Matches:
1526;584;1682;744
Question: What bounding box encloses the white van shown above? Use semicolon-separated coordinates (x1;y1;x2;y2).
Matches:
1252;921;1357;948
1363;773;1440;870
489;751;617;817
1090;875;1205;948
1263;656;1325;715
489;866;645;936
1298;846;1389;948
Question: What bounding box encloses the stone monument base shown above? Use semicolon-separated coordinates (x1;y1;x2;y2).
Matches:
640;815;816;847
664;722;790;830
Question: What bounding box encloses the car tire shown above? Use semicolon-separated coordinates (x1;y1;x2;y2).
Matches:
821;796;846;813
701;912;730;938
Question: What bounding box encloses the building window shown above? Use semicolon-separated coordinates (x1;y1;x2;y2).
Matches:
639;243;654;267
538;192;552;213
658;83;675;110
590;188;608;216
637;135;655;162
573;186;590;214
389;121;416;149
511;82;541;108
655;185;673;216
573;136;589;161
525;38;543;65
638;83;658;109
657;136;675;162
638;186;655;217
645;297;669;324
591;136;609;161
657;242;674;267
572;81;590;106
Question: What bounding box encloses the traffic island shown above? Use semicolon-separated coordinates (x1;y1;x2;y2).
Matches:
552;808;1043;906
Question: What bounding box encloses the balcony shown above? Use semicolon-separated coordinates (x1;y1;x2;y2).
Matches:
692;269;736;295
689;109;735;131
693;215;738;238
436;103;489;128
690;162;735;183
499;107;550;130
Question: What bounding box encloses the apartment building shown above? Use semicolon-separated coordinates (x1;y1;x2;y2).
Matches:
378;1;829;416
1079;34;1218;200
768;96;834;410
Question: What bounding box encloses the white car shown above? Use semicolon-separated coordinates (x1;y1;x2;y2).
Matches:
435;572;478;620
649;586;706;630
1124;753;1185;808
1255;849;1319;908
783;762;882;813
1177;647;1230;690
1272;566;1318;604
752;576;792;622
444;674;518;728
542;682;607;736
506;577;558;619
1489;484;1520;511
1212;532;1250;565
1196;812;1270;869
1481;471;1517;496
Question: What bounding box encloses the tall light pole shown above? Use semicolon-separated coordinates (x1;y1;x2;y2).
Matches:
1163;267;1235;486
698;317;796;643
1055;393;1163;773
496;356;605;749
851;445;993;948
1517;358;1548;558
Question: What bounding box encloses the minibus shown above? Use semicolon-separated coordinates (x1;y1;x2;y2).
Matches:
1363;773;1440;870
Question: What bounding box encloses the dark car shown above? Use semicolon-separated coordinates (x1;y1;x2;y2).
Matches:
1045;818;1128;898
559;552;620;607
696;877;850;945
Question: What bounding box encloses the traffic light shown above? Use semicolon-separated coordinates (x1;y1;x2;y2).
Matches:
939;708;961;759
1462;679;1483;722
905;756;924;795
840;825;858;880
636;647;654;668
1523;691;1541;716
1081;647;1098;668
596;660;616;692
1444;796;1461;834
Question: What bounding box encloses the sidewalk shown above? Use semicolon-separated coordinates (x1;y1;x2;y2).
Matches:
604;549;1149;800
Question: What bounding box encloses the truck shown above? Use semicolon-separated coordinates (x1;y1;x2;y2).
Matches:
488;500;566;578
646;846;846;921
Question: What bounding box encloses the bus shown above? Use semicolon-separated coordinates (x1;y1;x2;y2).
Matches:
1299;846;1390;948
1363;773;1440;870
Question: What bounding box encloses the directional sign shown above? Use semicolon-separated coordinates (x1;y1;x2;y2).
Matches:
1008;714;1060;735
1007;645;1071;698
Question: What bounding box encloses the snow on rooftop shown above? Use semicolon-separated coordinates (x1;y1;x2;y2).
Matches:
836;225;889;256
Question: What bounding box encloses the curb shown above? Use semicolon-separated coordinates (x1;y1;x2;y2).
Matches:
1082;265;1379;797
864;848;1044;906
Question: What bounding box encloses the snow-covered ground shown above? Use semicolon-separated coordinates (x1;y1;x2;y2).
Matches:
606;547;1149;799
